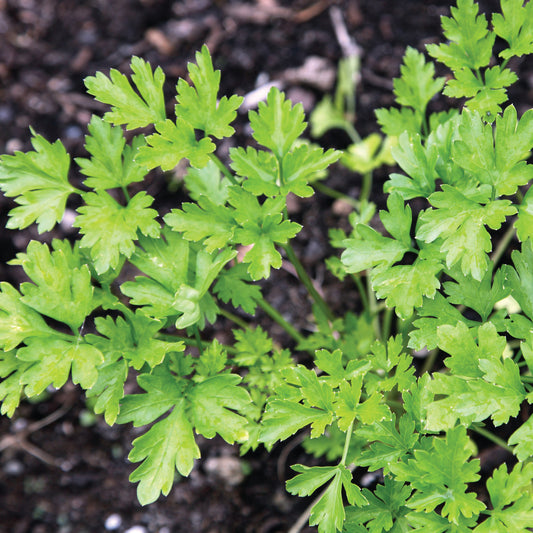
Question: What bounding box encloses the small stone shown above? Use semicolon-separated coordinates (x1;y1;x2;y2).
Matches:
124;526;147;533
104;514;122;530
3;460;24;475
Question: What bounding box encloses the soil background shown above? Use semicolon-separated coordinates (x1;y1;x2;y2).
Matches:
0;1;530;532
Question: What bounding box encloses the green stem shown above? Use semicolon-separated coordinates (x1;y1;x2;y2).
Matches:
218;307;250;331
381;308;393;342
193;326;204;355
281;242;335;323
121;185;131;203
421;348;439;375
470;424;514;453
210;153;238;185
352;274;370;316
255;297;306;345
521;375;533;384
313;181;359;208
359;172;373;205
340;419;355;466
490;219;516;270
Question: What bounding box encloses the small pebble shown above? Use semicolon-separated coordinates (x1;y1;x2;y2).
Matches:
104;513;122;530
124;526;147;533
3;460;24;475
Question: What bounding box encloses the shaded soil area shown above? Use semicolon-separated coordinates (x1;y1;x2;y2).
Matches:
0;1;530;532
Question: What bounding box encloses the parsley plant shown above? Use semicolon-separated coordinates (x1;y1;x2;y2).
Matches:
2;2;533;531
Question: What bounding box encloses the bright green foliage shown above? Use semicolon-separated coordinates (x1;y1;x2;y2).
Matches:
287;464;367;533
11;240;96;332
343;477;411;533
175;45;243;139
391;427;485;524
474;462;533;532
0;132;76;232
2;5;533;532
492;0;533;58
74;190;160;274
85;55;166;129
76;116;146;190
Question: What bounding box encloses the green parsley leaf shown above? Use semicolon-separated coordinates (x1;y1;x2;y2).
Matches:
453;107;533;197
371;258;442;320
492;0;533;59
343;477;412;533
358;414;419;472
249;87;306;159
0;131;76;232
386;132;439;200
135;118;215;171
0;281;56;351
85;358;128;425
175;45;243;139
164;195;236;253
76;116;146;190
74;190;160;274
213;263;261;315
13;240;96;332
0;350;31;416
128;401;199;505
416;185;515;280
393;47;445;117
391;426;485;524
443;266;509;321
183;160;229;205
426;0;495;71
473;462;533;532
287;464;367;533
18;337;104;396
84;56;166;130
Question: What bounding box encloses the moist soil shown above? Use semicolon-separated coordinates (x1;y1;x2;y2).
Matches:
0;1;530;532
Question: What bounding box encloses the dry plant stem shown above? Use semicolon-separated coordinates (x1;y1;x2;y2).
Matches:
0;402;72;468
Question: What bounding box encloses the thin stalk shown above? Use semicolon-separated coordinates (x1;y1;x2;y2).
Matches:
193;326;204;355
470;424;514;453
352;274;370;316
313;181;359;208
381;308;393;343
421;348;439;375
218;307;250;331
281;242;335;323
359;171;373;205
521;375;533;384
121;185;131;203
340;419;355;466
490;219;516;269
255;297;306;345
210;153;238;185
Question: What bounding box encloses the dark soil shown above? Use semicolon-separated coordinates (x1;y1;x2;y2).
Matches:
0;1;530;532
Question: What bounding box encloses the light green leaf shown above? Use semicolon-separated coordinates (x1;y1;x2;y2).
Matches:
0;132;75;232
74;190;160;274
76;116;146;190
84;55;166;129
18;338;104;396
128;402;200;504
135;118;215;171
249;87;306;159
175;45;243;139
13;240;95;332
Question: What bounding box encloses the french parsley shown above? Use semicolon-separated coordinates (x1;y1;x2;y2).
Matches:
2;2;533;531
